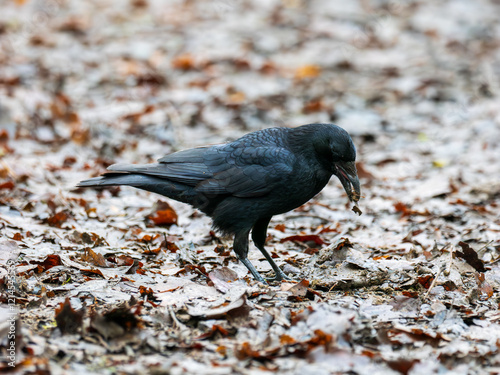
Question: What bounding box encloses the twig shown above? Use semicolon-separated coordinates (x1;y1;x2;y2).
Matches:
424;267;442;299
168;305;188;331
476;240;495;255
328;282;339;292
444;243;453;276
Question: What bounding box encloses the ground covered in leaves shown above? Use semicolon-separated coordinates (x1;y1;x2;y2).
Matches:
1;0;500;374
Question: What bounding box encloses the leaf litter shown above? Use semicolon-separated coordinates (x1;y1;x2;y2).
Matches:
0;0;500;374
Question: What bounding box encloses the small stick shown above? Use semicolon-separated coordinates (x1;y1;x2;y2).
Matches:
424;267;442;300
168;305;188;331
444;243;452;276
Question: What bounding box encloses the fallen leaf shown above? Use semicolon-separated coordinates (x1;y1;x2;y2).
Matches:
417;275;434;289
302;98;324;113
81;248;108;267
456;242;486;272
91;306;142;339
139;285;160;305
55;298;83;334
307;329;334;349
70;123;90;145
476;273;493;299
30;254;62;273
44;211;71;228
286;279;319;301
226;91;246;105
147;200;178;226
235;342;267;361
0;181;15;190
122;104;155;123
387;359;419;375
280;235;326;246
208;267;239;293
280;334;296;345
386;325;449;347
295;65;321;80
172;54;196;70
126;259;143;274
394;202;411;217
81;268;105;278
189;294;250;320
195;324;230;340
356;162;375;180
352;205;363;215
274;224;286;232
58;17;88;34
0;240;20;265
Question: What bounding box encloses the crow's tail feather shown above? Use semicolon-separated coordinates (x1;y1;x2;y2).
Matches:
77;173;218;214
77;173;188;195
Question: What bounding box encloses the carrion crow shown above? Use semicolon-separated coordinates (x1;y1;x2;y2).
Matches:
77;123;360;283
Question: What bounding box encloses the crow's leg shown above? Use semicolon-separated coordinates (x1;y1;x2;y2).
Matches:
233;229;267;284
252;217;291;282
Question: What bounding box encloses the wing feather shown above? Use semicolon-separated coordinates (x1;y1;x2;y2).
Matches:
108;142;295;197
196;148;294;197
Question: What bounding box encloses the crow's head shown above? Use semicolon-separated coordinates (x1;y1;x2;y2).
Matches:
311;124;361;203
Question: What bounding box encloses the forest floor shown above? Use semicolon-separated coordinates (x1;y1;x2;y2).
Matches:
0;0;499;374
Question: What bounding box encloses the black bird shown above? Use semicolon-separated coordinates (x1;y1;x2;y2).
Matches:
77;123;360;283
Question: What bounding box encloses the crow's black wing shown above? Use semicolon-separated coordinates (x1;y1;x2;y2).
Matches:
195;146;294;197
107;147;216;185
107;143;295;198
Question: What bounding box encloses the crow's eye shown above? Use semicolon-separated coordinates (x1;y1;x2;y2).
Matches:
328;142;341;160
331;152;341;161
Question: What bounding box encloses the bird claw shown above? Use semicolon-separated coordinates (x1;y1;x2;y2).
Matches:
266;271;293;283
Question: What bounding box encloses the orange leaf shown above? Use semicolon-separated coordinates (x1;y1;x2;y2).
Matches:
274;224;286;232
172;54;195;70
302;99;324;113
308;329;334;348
280;234;326;246
417;275;434;289
295;64;321;80
147;201;178;226
71;124;89;145
0;181;15;190
165;241;179;252
30;254;62;272
226;92;246;105
45;211;70;228
280;334;296;345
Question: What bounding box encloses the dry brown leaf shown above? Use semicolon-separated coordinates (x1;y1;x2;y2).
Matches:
302;99;324;113
147;201;178;226
456;242;486;272
195;324;230;340
280;234;326;246
172;54;196;70
226;91;246;105
274;224;286;232
208;267;239;293
45;211;70;228
30;254;62;273
55;298;83;335
81;248;108;267
0;181;15;190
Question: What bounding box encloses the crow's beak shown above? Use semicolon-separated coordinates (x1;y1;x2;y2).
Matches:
334;161;361;203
